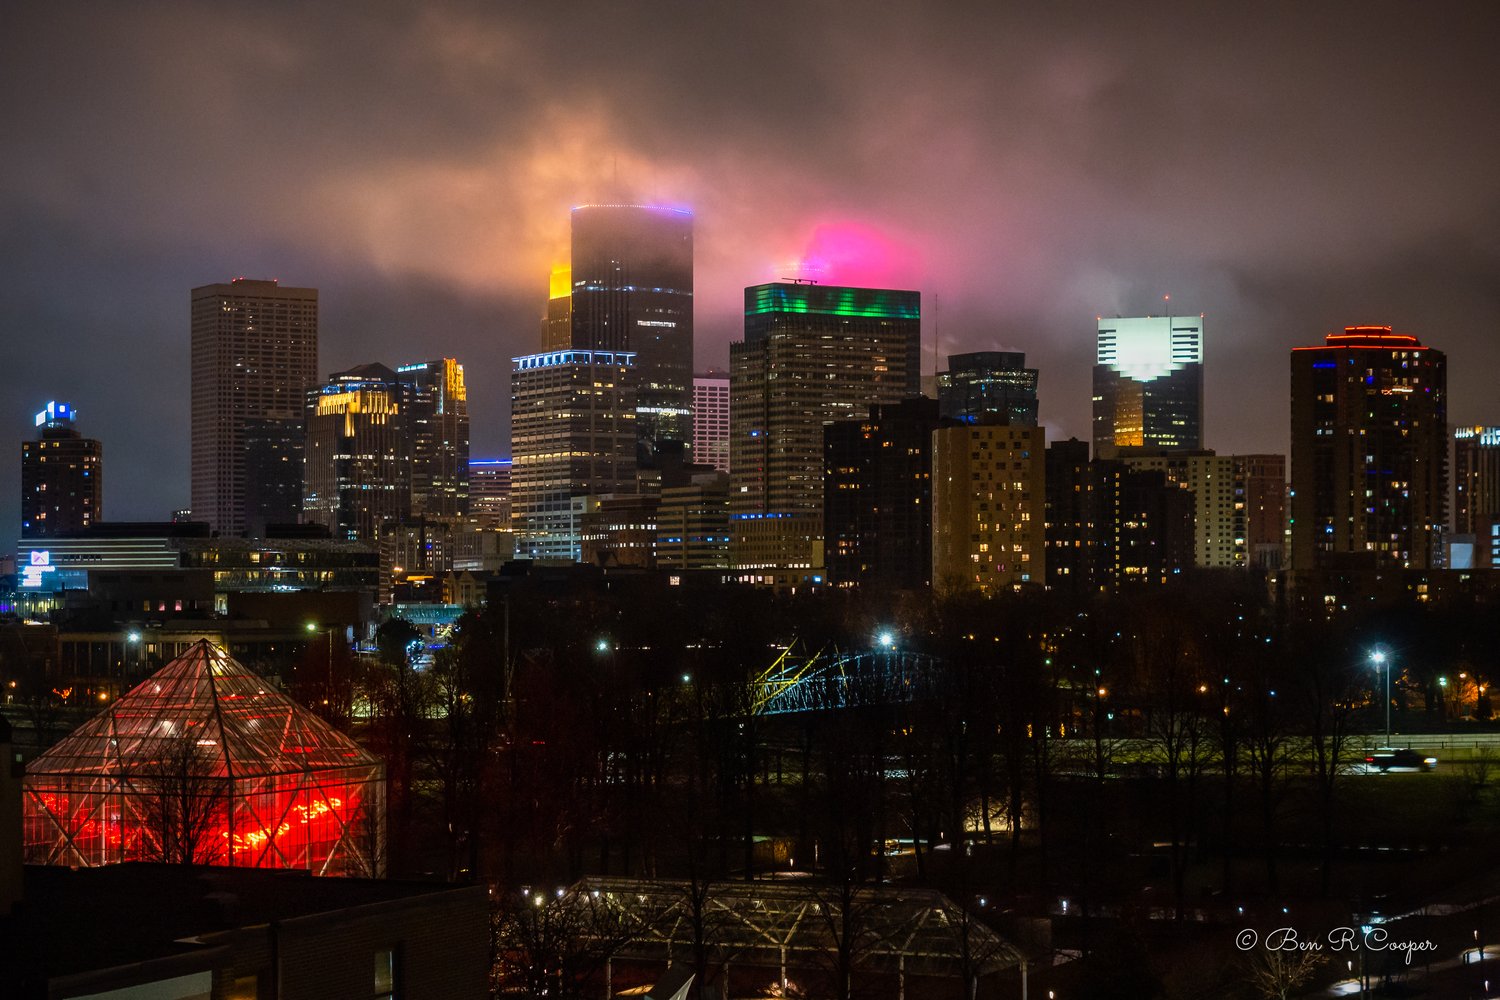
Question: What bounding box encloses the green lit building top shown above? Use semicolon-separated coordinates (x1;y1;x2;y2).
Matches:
743;282;921;400
744;282;921;322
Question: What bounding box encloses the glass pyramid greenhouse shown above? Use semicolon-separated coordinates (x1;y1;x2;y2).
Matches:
23;640;385;875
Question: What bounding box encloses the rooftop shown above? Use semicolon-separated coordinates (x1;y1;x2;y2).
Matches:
0;863;475;989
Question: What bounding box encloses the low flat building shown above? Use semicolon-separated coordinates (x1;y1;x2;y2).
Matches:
0;863;488;1000
13;523;378;616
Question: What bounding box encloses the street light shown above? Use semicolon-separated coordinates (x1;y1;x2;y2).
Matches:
125;630;143;675
877;631;895;650
1371;649;1391;746
307;622;335;707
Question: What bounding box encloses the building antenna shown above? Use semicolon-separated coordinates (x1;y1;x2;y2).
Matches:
931;293;941;380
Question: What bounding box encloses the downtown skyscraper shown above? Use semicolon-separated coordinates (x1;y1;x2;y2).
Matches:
191;278;318;537
302;364;413;542
730;282;920;584
1092;315;1203;458
692;370;730;474
1454;427;1500;568
937;351;1039;426
1290;326;1447;572
302;358;470;543
21;401;101;538
509;350;636;561
400;358;470;518
567;205;693;467
824;397;941;590
931;421;1046;595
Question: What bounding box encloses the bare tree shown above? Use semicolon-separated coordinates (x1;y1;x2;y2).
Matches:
133;732;228;865
1243;947;1324;1000
1462;747;1497;790
806;878;886;1000
1243;652;1293;896
1132;603;1210;921
426;613;504;881
1293;623;1361;896
492;887;655;999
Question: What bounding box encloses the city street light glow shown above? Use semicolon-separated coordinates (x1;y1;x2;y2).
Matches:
1370;648;1391;745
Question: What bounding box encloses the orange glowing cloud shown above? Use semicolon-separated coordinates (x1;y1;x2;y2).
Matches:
306;104;702;299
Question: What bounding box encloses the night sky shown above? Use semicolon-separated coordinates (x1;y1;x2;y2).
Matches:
3;2;1498;544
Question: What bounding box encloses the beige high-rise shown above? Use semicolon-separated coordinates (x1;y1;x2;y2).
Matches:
931;423;1046;595
191;279;317;537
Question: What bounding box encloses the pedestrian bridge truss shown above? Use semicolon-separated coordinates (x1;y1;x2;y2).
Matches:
749;645;944;716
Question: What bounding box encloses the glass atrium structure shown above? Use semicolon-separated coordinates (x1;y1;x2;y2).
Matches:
23;640;384;875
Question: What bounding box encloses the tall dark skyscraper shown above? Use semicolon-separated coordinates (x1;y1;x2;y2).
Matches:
303;364;412;542
937;351;1038;426
1094;462;1196;586
1044;437;1094;592
241;416;305;535
1290;326;1447;572
1092;315;1203;458
400;358;470;518
21;401;102;538
569;205;693;467
823;397;940;589
730;282;920;582
1454;427;1500;567
191;278;318;537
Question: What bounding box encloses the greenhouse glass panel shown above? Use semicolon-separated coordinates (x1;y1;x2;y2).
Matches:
23;640;384;876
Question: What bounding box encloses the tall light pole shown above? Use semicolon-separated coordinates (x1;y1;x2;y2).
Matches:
1371;649;1391;746
308;621;335;706
126;630;142;676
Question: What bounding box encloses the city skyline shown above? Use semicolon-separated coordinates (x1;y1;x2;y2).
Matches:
3;4;1500;543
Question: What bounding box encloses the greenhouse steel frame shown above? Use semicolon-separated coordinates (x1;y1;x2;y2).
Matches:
23;640;384;875
569;877;1028;993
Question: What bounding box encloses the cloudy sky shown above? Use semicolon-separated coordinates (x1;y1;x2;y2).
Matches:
3;1;1498;540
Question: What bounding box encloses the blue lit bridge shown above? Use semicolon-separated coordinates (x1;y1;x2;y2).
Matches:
750;644;944;716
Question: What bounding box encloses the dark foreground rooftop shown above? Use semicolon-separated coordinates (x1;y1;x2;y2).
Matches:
1;863;488;999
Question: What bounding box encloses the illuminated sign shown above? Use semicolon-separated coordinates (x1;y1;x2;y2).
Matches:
22;551;53;588
34;401;72;427
1456;427;1500;447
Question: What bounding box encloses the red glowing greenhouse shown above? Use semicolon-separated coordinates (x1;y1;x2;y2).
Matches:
23;640;385;875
